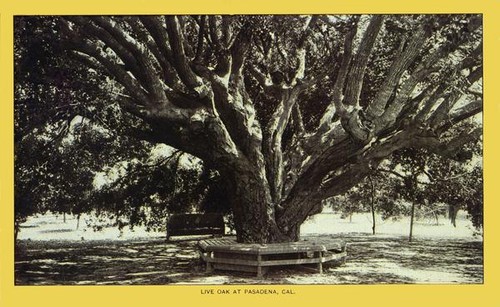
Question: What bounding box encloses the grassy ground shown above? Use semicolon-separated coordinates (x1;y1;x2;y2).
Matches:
15;233;483;285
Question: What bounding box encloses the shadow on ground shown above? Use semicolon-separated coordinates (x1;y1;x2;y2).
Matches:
15;234;483;285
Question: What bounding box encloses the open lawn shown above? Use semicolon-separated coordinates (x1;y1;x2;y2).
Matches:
15;212;483;285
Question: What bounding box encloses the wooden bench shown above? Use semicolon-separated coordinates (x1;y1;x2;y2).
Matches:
198;237;347;277
166;213;225;241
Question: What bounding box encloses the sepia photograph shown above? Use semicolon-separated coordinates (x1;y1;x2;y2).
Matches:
14;14;483;286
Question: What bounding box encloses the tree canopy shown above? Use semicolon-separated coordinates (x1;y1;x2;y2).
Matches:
15;14;483;243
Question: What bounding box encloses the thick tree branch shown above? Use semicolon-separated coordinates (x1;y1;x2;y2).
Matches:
413;83;449;123
332;20;357;114
317;17;359;135
314;16;383;144
164;16;206;93
126;17;181;90
138;16;174;64
366;25;428;119
208;16;223;53
435;99;483;132
289;16;318;85
63;37;149;106
248;66;274;90
377;19;482;132
230;24;253;78
343;15;384;108
264;79;315;202
194;16;207;64
89;17;168;104
67;17;146;89
414;126;481;161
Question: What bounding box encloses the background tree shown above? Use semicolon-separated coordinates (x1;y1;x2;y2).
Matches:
15;14;483;243
330;139;482;240
380;145;482;241
329;172;402;234
424;140;483;229
89;150;209;232
328;192;365;224
388;149;433;242
14;17;216;238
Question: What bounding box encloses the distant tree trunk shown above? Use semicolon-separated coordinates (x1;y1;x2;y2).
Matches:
63;212;66;223
449;205;459;227
409;202;416;242
76;213;81;230
369;175;376;235
14;221;20;241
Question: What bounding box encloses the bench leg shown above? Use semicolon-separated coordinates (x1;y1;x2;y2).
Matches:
257;254;263;277
205;251;213;273
316;251;323;274
256;266;268;278
342;246;348;264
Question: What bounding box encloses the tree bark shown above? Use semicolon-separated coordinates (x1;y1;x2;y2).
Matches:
59;15;483;244
224;166;303;243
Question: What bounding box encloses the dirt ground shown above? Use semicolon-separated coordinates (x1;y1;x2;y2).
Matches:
15;233;483;285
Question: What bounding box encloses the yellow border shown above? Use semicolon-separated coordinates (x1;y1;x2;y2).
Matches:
1;1;498;307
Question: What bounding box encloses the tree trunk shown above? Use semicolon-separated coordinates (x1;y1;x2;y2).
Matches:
225;169;301;243
369;175;376;235
76;213;81;230
409;202;416;242
15;222;20;241
231;203;301;243
226;136;373;243
371;206;376;235
449;205;459;227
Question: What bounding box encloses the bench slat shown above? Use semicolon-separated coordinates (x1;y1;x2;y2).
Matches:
202;250;347;267
199;241;345;254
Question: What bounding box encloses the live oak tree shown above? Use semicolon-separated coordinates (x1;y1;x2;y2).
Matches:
17;15;482;243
